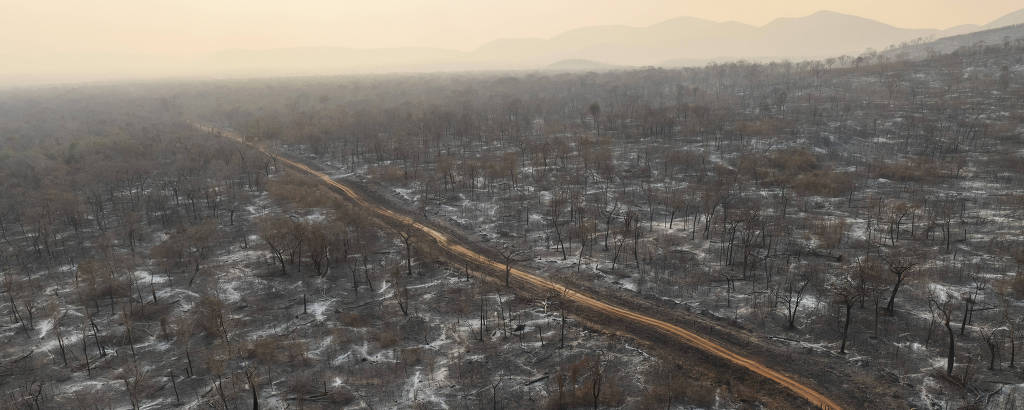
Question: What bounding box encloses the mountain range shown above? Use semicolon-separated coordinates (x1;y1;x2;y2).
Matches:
4;8;1024;86
206;9;1024;75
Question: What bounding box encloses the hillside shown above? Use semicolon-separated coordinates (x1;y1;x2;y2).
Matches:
882;24;1024;59
983;8;1024;29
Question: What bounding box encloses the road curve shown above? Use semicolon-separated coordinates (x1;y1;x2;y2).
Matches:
207;125;842;410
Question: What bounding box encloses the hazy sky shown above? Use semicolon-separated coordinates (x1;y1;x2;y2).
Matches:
2;0;1021;56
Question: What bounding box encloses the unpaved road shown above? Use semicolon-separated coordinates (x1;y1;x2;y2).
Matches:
206;125;842;410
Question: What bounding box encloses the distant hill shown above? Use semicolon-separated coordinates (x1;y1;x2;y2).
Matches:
204;9;1024;75
14;8;1021;85
468;11;944;66
983;8;1024;29
882;24;1024;59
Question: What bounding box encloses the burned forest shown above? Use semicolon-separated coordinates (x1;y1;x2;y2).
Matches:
1;32;1024;409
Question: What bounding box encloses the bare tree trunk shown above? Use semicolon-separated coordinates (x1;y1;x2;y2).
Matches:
479;293;486;341
886;275;905;316
560;308;566;349
82;325;91;377
1011;329;1017;368
171;372;181;405
57;328;68;367
243;370;259;410
402;233;413;276
840;303;852;354
945;319;955;376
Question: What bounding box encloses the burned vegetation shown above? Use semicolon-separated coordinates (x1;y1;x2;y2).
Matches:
2;36;1024;409
0;91;705;409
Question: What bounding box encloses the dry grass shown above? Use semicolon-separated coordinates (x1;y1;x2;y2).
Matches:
872;157;944;183
369;326;400;349
369;165;406;183
791;170;855;197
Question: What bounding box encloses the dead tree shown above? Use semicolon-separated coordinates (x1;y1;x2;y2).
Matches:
882;250;919;316
980;325;1001;371
479;290;486;342
779;265;811;329
246;368;259;410
929;291;957;377
400;232;413;276
500;245;524;287
828;269;863;354
397;285;410;317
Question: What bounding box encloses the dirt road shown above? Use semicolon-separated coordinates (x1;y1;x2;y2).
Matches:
207;125;842;410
